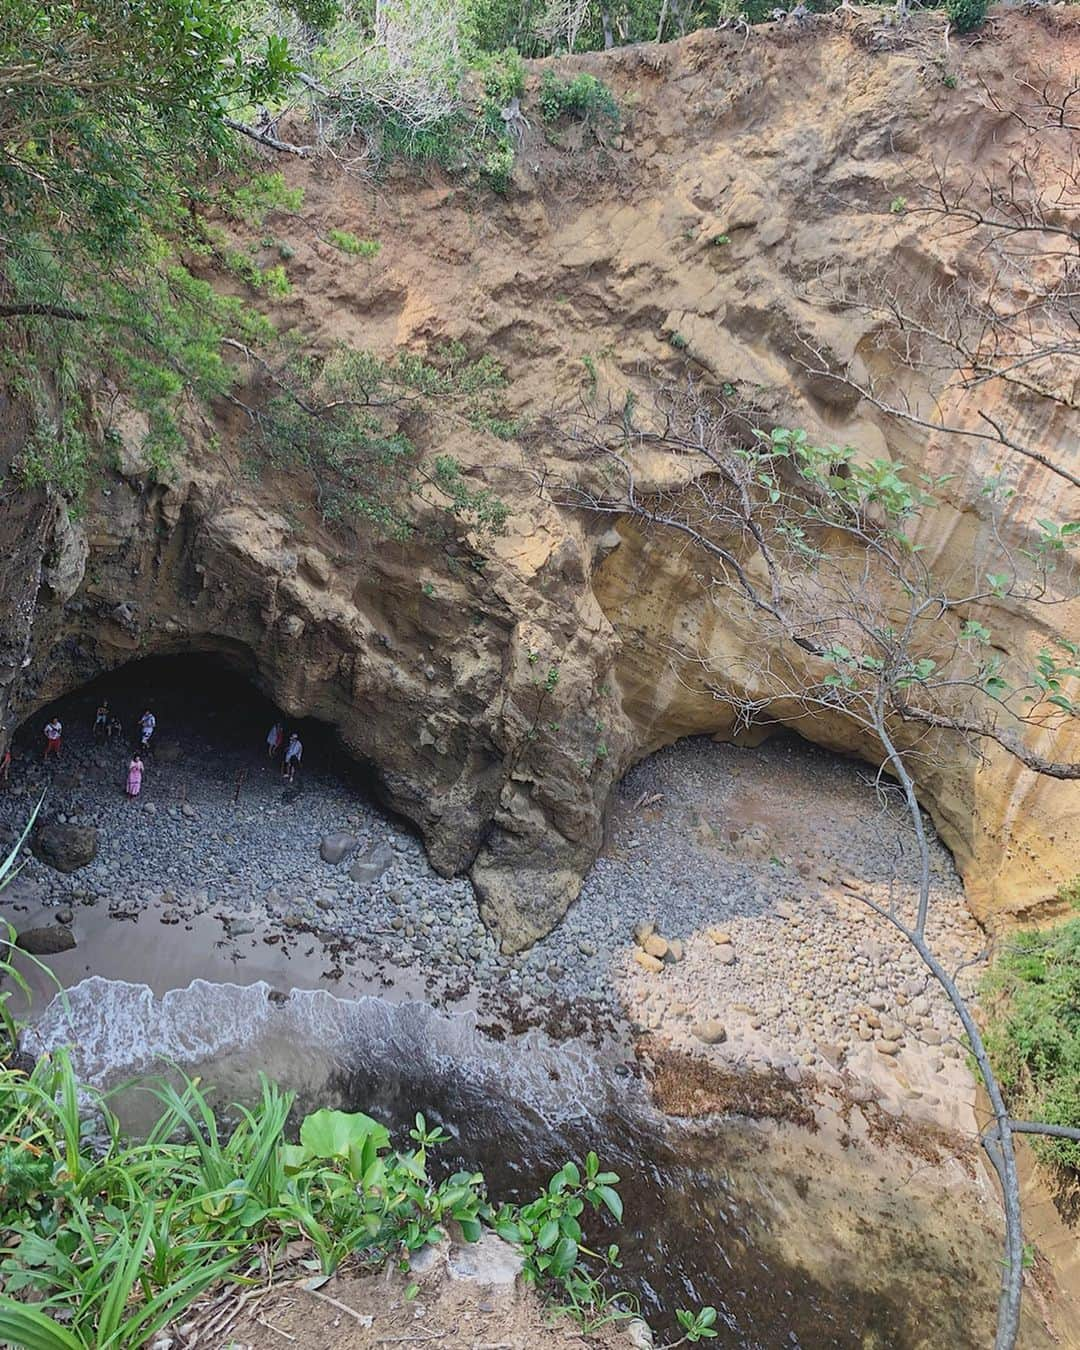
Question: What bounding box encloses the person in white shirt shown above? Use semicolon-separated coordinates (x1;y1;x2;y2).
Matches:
43;718;62;761
139;710;156;749
283;732;303;783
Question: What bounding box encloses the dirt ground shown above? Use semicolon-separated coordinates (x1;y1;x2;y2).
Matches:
176;1248;632;1350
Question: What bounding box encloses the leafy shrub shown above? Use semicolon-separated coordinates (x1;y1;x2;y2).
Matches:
482;140;517;194
327;228;381;257
947;0;988;33
282;0;343;29
981;920;1080;1177
538;72;620;128
16;419;91;506
477;46;526;104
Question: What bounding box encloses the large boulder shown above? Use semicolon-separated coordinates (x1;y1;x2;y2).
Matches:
348;840;394;886
17;925;76;956
32;823;98;873
319;831;357;865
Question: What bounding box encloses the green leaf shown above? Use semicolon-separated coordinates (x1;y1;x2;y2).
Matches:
548;1235;579;1278
0;1300;83;1350
537;1219;560;1250
596;1185;623;1221
299;1109;390;1161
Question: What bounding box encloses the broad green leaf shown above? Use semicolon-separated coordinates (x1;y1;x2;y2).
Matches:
299;1109;389;1161
549;1235;579;1278
596;1184;623;1221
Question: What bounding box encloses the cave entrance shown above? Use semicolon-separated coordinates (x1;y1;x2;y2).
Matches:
0;652;445;1006
11;652;377;794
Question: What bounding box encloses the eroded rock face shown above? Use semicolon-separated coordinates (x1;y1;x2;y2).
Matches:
2;14;1079;949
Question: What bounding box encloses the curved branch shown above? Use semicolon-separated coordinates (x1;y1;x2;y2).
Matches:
222;117;314;157
896;703;1080;779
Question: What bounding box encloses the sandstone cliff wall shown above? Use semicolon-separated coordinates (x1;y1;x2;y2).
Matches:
2;9;1078;949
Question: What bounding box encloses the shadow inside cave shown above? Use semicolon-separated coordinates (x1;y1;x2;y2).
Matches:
10;652;382;800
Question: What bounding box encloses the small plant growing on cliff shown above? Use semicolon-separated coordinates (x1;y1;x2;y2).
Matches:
537;72;620;129
476;47;526;105
220;172;305;227
889;196;907;215
669;331;689;351
327;229;381;257
947;0;989;34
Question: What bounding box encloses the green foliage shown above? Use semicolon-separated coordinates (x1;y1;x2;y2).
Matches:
476;46;526;104
981;921;1080;1177
946;0;989;34
491;1153;629;1314
428;456;510;534
327;229;381;257
669;331;689;351
283;0;345;29
754;426;927;521
0;0;293;267
676;1305;720;1341
220;172;305;227
250;341;512;537
15;420;91;507
890;195;907;215
538;72;620;128
0;1049;487;1346
0;2;296;509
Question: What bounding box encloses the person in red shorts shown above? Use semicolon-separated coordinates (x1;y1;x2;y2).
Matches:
43;718;62;761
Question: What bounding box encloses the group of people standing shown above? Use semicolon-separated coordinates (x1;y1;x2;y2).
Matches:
29;703;304;799
266;722;303;783
38;702;156;798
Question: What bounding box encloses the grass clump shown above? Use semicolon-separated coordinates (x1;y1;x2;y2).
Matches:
538;72;619;128
327;228;381;257
981;919;1080;1181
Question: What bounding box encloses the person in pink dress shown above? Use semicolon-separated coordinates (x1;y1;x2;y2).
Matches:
125;754;144;799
